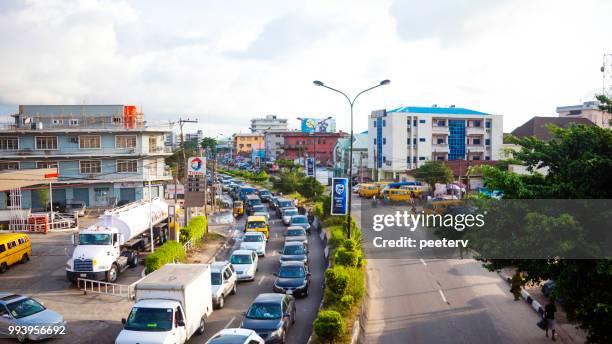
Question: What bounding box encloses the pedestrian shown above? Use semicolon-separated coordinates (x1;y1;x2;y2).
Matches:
544;301;557;341
510;271;523;301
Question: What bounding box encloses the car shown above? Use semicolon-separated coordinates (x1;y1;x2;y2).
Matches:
288;215;311;234
240;232;267;257
251;205;269;220
0;293;66;342
283;227;308;247
210;261;238;309
280;207;298;226
258;189;273;203
273;261;310;297
268;196;278;210
275;199;294;217
279;241;308;264
230;249;259;281
240;293;296;344
245;195;263;215
205;328;264;344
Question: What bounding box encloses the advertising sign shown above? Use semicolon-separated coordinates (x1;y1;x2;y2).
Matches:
300;118;336;133
306;157;315;177
187;157;206;176
331;178;349;215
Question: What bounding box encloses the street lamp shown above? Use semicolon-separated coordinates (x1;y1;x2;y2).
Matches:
313;79;390;238
297;116;332;180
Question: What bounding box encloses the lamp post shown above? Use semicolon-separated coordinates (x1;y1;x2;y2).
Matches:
297;116;332;180
313;79;390;238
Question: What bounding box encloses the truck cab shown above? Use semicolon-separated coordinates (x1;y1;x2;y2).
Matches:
116;299;188;344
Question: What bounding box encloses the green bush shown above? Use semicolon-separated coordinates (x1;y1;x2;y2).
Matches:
181;216;208;244
325;268;349;298
340;294;354;311
335;247;359;267
328;226;346;249
343;239;358;251
313;310;344;342
144;241;186;273
299;177;325;201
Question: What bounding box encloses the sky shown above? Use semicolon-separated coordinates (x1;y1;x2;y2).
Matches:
0;0;611;136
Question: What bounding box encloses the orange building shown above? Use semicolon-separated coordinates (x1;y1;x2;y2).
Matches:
233;133;264;157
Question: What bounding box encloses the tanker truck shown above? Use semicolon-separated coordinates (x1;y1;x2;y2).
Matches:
66;198;169;283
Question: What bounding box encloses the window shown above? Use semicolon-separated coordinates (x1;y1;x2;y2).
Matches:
36;161;58;169
0;162;19;171
51;119;63;126
69;119;79;126
79;136;101;149
472;155;481;161
373;138;376;145
35;136;58;150
485;121;491;129
413;138;417;144
419;156;426;160
383;120;386;127
473;138;481;145
382;156;386;163
116;135;137;149
148;159;158;176
473;120;481;127
436;120;446;126
437;138;445;144
485;156;491;160
112;116;122;124
419;138;426;142
322;139;326;144
246;143;252;147
485;139;491;146
374;121;377;127
436;156;445;161
382;138;386;145
239;144;244;148
80;160;101;174
413;119;417;126
148;136;158;153
419;119;426;123
0;137;18;150
117;159;137;173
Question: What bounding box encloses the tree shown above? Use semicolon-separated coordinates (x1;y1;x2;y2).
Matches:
413;160;453;194
200;137;218;158
299;177;325;201
36;188;49;208
596;94;612;114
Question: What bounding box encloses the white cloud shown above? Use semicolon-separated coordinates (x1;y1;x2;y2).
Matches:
0;0;610;136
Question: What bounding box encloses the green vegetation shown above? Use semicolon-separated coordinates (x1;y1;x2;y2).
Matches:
35;188;49;207
413;160;453;194
313;310;345;343
180;216;208;244
144;241;186;273
200;137;218;157
218;167;269;184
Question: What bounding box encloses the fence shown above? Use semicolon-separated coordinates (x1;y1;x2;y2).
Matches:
77;278;135;300
5;215;77;233
183;238;194;252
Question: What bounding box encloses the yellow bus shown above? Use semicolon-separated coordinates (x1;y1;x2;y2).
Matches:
424;199;463;215
0;233;32;273
383;189;411;203
244;215;269;239
358;184;379;198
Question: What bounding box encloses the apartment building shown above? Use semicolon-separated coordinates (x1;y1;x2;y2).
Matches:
0;105;172;209
250;115;288;133
233;133;264;157
556;100;610;128
279;131;348;165
368;106;503;180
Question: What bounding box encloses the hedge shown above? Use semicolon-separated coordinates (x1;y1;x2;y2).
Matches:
313;310;344;343
180;216;208;244
144;241;186;273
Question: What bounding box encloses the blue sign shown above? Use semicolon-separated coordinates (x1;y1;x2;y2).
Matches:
331;178;349;215
300;118;336;133
306;157;315;177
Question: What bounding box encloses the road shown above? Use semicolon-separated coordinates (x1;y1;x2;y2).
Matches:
354;197;561;344
197;201;326;343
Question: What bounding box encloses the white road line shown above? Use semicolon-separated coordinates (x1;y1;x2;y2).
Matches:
420;258;427;266
223;316;236;329
438;289;449;304
257;276;266;285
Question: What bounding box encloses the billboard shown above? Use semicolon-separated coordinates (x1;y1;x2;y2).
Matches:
187;157;206;176
306;157;315;177
331;178;349;215
300;118;336;133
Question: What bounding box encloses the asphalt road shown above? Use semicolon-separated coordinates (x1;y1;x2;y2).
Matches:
354;197;560;344
196;201;326;344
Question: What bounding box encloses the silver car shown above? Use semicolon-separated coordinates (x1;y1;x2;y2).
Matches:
284;226;308;247
281;207;299;226
0;293;66;342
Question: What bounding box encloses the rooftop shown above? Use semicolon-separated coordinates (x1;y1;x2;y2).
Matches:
511;116;595;140
387;106;489;115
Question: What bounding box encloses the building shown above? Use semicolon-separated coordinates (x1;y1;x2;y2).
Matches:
263;130;291;161
185;130;203;147
279;132;347;166
0;105;172;209
216;137;233;161
233;133;264;157
556;100;610;129
250;115;288;133
511;116;595;140
165;131;178;149
332;132;369;179
368;106;503;180
300;117;336;133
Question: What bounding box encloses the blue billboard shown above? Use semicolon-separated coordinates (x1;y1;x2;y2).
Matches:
331;178;349;215
300;118;336;133
306;157;315;177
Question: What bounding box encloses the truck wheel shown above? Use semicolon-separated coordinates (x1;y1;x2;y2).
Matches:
20;253;29;264
107;264;119;283
128;252;138;268
195;317;205;336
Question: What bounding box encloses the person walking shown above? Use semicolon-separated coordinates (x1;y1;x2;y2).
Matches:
544;301;557;341
510;271;524;301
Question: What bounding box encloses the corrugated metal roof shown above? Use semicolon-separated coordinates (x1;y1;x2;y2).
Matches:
387;106;489;115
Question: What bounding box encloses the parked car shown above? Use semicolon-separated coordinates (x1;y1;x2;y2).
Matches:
288;215;311;234
280;207;299;226
240;293;296;344
279;241;308;264
65;201;87;216
210;261;237;309
230;249;259;281
283;227;308;247
240;232;267;257
205;328;264;344
0;293;66;342
258;189;273;203
275;199;295;217
273;261;310;297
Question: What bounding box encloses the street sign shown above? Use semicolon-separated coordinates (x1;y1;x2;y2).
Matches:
306;157;315;177
187;157;206;176
331;177;348;215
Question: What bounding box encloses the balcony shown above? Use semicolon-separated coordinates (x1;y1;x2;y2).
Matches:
466;144;485;152
432;125;449;133
432;144;450;153
0;146;172;158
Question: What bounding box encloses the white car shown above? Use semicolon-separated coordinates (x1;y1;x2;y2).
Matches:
205;328;264;344
210;261;237;309
230;249;258;281
240;232;267;256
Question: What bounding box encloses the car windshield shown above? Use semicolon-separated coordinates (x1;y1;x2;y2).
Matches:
247;199;262;206
283;209;298;216
279;201;293;208
260;191;271;196
286;229;305;236
208;334;250;343
283;245;305;255
246;303;282;320
278;266;306;278
247;221;266;229
211;272;222;285
291;217;307;224
231;254;253;265
79;233;111;245
253;206;266;212
124;307;173;332
6;298;45;319
243;235;264;242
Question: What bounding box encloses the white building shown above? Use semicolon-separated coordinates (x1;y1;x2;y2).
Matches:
250;115;288;133
556;100;610;128
368;106;503;180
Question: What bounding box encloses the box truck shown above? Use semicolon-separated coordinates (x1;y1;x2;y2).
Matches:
115;264;213;344
66;198;169;283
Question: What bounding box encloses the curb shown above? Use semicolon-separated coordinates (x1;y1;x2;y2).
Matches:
498;271;545;315
306;218;328;344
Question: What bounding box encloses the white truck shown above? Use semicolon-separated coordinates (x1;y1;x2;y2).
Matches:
115;264;213;344
66;198;169;283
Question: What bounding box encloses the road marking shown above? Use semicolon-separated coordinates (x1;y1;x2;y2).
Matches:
420;258;427;266
223;316;236;329
258;276;265;285
438;289;449;304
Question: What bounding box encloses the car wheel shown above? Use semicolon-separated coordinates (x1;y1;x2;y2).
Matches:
218;295;225;309
304;287;309;297
195;317;205;335
292;311;296;324
107;264;119;283
16;332;27;343
0;263;7;273
20;253;29;264
231;283;237;295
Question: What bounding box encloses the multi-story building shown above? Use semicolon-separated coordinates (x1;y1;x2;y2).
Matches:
165;131;178;149
368;106;503;180
556;100;610;128
264;130;290;161
511;116;595;140
233;133;264;157
332;132;369;179
185;130;204;147
279;132;348;166
250;115;288;133
0;105;172;209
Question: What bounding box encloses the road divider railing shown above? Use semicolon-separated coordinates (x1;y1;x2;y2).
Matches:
77;278;136;300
